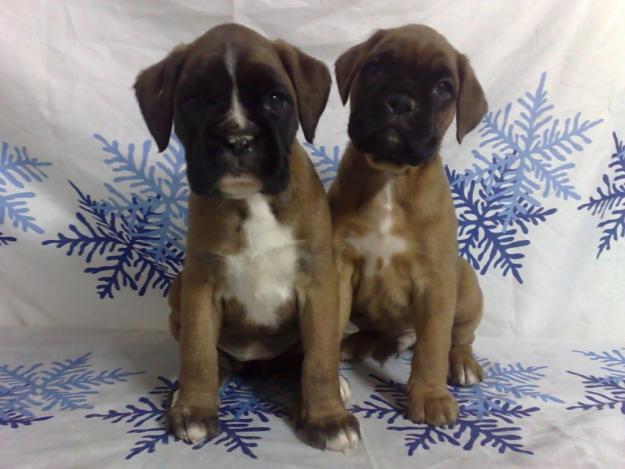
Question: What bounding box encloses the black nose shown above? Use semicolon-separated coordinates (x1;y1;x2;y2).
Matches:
386;94;416;116
224;134;254;154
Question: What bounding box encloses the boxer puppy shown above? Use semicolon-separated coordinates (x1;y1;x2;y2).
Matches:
330;25;487;426
134;23;360;451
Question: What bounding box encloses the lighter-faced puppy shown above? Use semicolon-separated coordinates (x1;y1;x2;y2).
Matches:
329;25;487;426
134;23;360;451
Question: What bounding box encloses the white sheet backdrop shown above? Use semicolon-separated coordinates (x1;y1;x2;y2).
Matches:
1;0;624;340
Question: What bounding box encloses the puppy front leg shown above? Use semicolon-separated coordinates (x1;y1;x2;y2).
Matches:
167;264;222;444
297;269;361;452
407;277;458;426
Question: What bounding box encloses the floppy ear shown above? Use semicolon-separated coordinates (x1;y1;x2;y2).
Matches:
334;30;386;105
133;45;187;152
274;40;331;144
456;53;487;143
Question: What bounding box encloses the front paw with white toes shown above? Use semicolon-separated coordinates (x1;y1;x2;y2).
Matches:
166;392;220;444
297;412;361;452
166;404;220;444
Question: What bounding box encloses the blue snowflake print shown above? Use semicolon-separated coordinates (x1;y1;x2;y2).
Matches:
352;356;562;456
0;232;17;246
0;353;142;429
567;348;625;414
43;134;189;298
450;72;602;282
447;167;542;283
0;140;52;245
86;375;295;460
304;143;340;189
0;409;53;429
578;132;625;258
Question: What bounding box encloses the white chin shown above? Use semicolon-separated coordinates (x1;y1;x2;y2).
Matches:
218;174;263;199
221;188;261;199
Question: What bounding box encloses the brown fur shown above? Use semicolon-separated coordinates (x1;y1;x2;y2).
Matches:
136;24;359;449
330;25;486;427
169;146;356;438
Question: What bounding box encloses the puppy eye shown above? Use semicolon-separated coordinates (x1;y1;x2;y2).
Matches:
180;95;206;111
263;91;287;111
361;61;381;77
434;80;453;100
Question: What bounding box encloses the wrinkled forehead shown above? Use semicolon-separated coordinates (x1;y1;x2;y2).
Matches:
371;29;459;78
179;31;291;91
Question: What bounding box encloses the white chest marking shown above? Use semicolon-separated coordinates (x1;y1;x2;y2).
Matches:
347;183;408;276
224;194;298;327
224;45;247;128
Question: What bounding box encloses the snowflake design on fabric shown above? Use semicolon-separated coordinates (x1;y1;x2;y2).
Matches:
0;140;52;245
578;132;625;258
86;375;295;460
352;356;562;456
567;349;625;414
0;353;142;429
43;134;188;298
304;143;340;189
450;72;602;282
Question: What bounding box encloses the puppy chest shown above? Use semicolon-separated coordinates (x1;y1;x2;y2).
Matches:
347;183;408;276
223;195;298;328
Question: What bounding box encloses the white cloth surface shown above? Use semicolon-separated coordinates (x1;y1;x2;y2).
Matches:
1;327;623;467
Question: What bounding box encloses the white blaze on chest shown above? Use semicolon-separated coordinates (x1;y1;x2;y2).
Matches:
347;183;408;276
224;194;298;327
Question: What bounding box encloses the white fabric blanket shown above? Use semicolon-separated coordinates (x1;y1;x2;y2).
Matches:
1;327;623;467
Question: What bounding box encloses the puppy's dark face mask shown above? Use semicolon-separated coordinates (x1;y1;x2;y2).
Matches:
134;24;331;198
335;25;487;171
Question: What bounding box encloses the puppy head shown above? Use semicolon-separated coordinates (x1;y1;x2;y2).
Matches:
134;24;331;198
335;25;487;172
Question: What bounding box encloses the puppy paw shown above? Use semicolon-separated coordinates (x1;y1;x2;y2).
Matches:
407;391;458;426
341;330;397;362
297;412;361;452
448;347;483;387
166;391;219;444
339;375;351;403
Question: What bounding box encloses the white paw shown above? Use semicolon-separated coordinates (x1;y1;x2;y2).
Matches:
169;389;209;443
339;375;351;403
325;426;360;453
397;330;416;352
186;422;209;443
343;322;359;335
464;367;480;385
454;365;480;386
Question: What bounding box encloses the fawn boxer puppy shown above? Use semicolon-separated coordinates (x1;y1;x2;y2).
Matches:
134;24;360;451
329;25;487;426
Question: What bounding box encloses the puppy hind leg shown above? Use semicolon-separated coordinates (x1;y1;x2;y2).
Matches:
448;259;483;387
341;330;398;363
338;375;352;403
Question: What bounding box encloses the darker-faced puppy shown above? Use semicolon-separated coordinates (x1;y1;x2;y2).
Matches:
134;23;360;451
329;24;487;426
